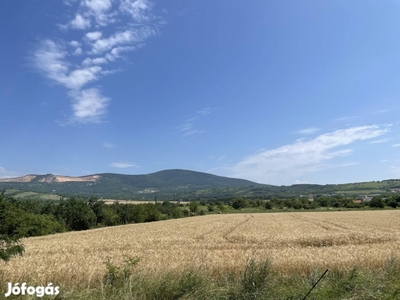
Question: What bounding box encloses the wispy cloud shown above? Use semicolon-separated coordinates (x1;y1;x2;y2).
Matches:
392;143;400;147
336;109;390;122
197;107;211;116
228;125;390;184
110;162;137;168
180;119;204;137
389;165;400;177
369;138;391;144
179;108;211;138
294;127;320;135
103;141;116;148
0;167;20;179
34;0;160;124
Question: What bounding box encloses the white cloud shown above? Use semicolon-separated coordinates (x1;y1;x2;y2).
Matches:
392;143;400;147
69;14;91;30
119;0;152;22
35;40;103;90
70;40;81;47
64;66;102;89
110;162;137;168
91;28;154;54
69;88;109;122
35;39;69;82
82;57;108;66
83;0;113;14
85;31;103;40
73;47;83;55
34;0;161;124
91;30;133;54
229;125;390;184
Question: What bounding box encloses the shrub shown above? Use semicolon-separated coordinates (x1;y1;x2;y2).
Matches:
103;256;140;289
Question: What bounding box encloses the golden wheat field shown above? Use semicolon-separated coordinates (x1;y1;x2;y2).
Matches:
2;210;400;288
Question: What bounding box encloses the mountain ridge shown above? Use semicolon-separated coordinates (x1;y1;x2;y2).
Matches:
0;169;258;186
0;169;262;199
1;169;399;200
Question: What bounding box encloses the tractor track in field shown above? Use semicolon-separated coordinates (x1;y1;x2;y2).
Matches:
288;214;349;231
222;215;253;243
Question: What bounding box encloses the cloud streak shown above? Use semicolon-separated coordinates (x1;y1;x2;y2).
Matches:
102;141;116;148
179;108;211;138
0;167;20;179
110;162;137;168
229;125;390;184
295;127;320;135
34;0;159;124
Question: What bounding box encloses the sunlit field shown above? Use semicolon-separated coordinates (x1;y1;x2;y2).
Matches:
2;210;400;291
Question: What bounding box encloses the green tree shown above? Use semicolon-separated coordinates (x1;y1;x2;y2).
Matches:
316;196;331;207
0;194;24;262
143;203;161;222
207;204;215;212
0;235;24;262
88;198;106;225
386;195;400;208
232;198;248;210
292;199;302;210
369;196;385;209
264;201;273;210
189;201;199;213
56;198;96;231
102;207;121;226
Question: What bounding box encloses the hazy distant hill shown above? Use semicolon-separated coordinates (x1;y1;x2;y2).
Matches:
1;169;399;200
123;169;257;187
0;169;261;200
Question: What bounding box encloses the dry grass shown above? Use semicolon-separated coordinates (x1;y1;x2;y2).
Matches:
2;210;400;288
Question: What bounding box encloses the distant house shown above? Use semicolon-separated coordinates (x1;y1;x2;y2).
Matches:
357;195;380;202
353;199;362;204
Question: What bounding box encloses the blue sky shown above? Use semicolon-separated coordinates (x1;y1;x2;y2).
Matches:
1;0;400;185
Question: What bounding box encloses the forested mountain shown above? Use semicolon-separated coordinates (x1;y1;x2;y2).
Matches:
0;169;261;200
1;169;399;200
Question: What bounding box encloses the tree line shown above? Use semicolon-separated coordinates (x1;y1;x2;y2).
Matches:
0;194;189;261
202;194;400;210
0;195;187;236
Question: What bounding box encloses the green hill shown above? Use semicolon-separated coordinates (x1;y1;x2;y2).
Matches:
0;169;399;200
0;169;260;200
